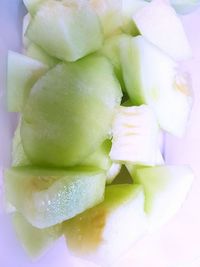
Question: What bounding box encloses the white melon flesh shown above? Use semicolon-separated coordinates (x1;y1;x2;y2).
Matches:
5;167;106;228
133;0;192;61
63;184;147;266
110;105;161;166
120;36;193;137
23;0;47;15
13;212;62;258
26;43;59;68
134;165;194;231
7;51;48;112
26;0;103;62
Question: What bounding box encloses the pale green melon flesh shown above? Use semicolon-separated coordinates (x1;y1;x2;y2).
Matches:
134;165;194;231
5;167;106;228
21;55;122;167
13;212;62;258
7;51;48;112
63;184;147;265
23;0;47;15
26;0;103;61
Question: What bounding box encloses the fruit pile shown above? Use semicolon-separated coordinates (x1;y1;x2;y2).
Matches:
5;0;197;265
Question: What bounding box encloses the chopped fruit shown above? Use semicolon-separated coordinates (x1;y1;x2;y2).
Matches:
22;14;31;48
5;167;106;228
7;51;48;112
23;0;47;15
63;184;147;265
26;0;103;61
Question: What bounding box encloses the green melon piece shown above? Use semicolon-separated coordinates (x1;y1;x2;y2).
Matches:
7;51;48;112
134;165;194;231
5;167;106;228
63;184;147;265
12;120;30;167
26;0;103;62
120;36;193;137
99;34;126;91
22;14;31;48
21;55;122;167
26;43;59;68
13;212;62;258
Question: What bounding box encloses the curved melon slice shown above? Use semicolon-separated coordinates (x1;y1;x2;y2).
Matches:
171;0;200;14
110;105;161;166
134;165;194;231
13;212;62;258
133;0;192;61
5;167;106;228
120;36;193;137
63;184;147;266
7;51;48;112
26;43;59;68
21;55;122;167
26;0;103;62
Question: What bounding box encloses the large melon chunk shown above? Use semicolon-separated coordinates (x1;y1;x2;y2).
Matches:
26;0;103;62
21;55;122;167
5;167;106;228
133;165;194;231
120;36;193;137
63;184;147;265
13;212;62;258
133;0;192;61
7;51;48;112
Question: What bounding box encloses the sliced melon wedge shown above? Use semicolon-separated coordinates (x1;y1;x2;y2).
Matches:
133;0;192;60
120;36;193;137
13;212;62;258
63;184;147;265
26;0;103;62
7;51;48;112
133;165;194;231
5;167;106;228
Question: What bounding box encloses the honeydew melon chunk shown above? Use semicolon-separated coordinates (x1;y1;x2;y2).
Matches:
12;119;30;167
120;36;193;137
26;43;59;68
133;0;192;61
134;165;194;231
22;14;31;49
21;55;122;167
26;0;103;62
170;0;200;14
110;105;161;166
100;34;126;91
89;0;123;38
23;0;47;15
13;212;62;258
5;167;106;228
63;184;147;265
7;51;48;112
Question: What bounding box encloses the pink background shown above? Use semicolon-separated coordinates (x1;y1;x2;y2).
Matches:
0;1;200;266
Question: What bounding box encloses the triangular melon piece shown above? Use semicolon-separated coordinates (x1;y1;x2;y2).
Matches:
133;165;194;231
13;212;62;258
63;184;147;266
133;0;192;60
7;51;48;112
